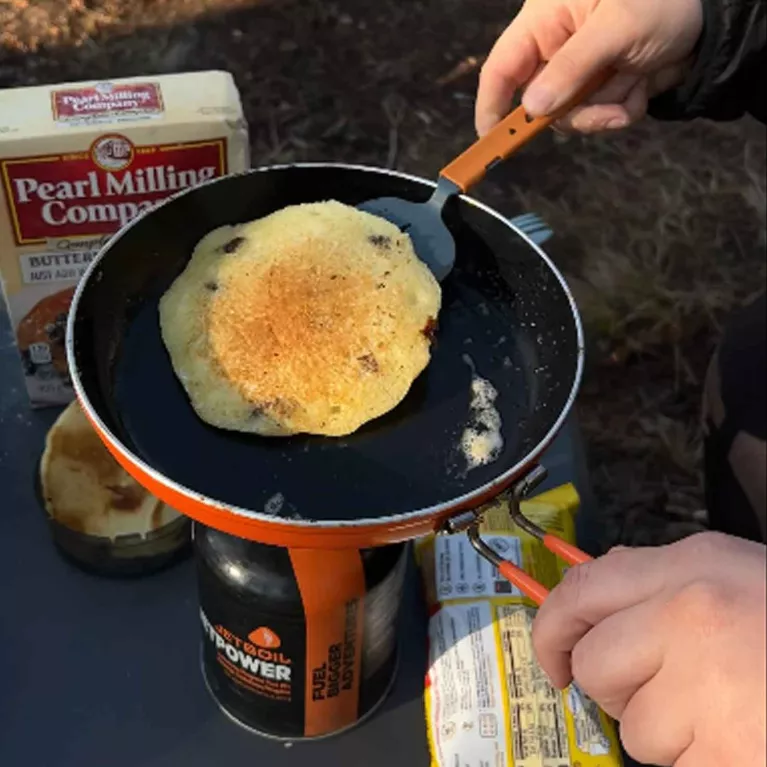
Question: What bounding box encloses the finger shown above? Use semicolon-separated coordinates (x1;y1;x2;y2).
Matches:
648;60;694;97
556;104;627;133
523;6;632;117
532;546;671;687
619;668;695;766
556;77;648;133
569;598;664;720
675;744;709;767
550;71;636;132
475;19;541;136
568;70;640;106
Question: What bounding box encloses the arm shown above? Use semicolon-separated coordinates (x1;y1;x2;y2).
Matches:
649;0;766;122
475;0;765;136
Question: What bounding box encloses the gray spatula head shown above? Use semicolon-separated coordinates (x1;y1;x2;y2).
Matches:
358;176;460;282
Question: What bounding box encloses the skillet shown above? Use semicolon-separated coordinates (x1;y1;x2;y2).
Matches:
66;163;584;549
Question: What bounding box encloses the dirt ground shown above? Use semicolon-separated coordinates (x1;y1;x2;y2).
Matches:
2;0;765;550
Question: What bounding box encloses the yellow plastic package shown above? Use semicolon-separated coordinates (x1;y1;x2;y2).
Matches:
415;484;624;767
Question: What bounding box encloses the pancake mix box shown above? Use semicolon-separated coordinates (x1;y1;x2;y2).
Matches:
0;71;250;407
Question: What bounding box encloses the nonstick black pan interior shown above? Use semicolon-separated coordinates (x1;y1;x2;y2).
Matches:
70;165;581;524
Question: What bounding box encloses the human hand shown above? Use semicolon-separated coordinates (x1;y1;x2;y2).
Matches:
532;532;767;766
475;0;704;135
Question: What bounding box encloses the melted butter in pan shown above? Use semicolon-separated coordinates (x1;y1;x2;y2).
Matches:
460;354;504;470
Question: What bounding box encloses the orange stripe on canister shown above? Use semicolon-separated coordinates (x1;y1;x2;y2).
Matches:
289;548;366;737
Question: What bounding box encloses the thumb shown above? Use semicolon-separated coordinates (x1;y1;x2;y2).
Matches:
522;9;631;117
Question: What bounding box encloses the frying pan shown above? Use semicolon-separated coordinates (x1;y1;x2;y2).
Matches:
66;163;584;554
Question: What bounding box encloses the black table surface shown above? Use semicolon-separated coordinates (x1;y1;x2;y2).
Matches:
0;306;593;767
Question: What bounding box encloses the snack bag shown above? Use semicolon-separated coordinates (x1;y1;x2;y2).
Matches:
415;484;623;767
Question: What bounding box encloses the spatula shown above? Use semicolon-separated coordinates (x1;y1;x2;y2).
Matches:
359;74;609;281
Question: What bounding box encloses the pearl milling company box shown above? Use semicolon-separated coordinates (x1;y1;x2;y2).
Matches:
0;71;250;407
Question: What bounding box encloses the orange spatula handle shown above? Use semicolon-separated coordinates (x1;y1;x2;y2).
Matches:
440;71;612;193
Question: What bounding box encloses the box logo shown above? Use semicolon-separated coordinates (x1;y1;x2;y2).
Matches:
91;134;135;171
1;135;227;244
51;82;164;123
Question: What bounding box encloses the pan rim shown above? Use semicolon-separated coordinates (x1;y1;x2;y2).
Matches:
66;162;585;529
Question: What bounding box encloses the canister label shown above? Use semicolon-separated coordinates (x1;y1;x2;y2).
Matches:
198;545;399;739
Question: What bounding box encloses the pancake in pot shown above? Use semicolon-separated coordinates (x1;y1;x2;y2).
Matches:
159;200;441;437
40;400;181;539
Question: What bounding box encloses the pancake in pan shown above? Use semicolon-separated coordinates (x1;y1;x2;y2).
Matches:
159;200;442;437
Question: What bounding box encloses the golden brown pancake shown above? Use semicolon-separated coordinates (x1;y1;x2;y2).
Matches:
40;401;181;538
159;200;441;437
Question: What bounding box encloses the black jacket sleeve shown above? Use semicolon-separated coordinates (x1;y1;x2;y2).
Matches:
648;0;766;124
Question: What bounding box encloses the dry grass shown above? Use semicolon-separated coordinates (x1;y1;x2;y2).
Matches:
0;0;255;52
1;0;764;549
563;129;765;364
499;119;766;546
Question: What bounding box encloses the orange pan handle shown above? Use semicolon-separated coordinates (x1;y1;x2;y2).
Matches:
495;538;590;606
494;538;591;605
497;560;550;606
542;533;593;567
465;522;552;606
439;70;612;192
